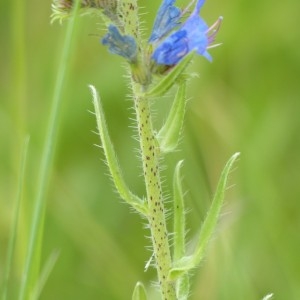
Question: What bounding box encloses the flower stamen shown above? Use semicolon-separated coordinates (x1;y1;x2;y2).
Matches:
207;16;223;44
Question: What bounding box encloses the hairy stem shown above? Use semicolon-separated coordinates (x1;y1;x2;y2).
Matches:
133;86;176;300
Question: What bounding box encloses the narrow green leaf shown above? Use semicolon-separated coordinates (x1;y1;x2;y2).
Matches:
19;2;81;299
173;160;186;260
146;52;194;98
169;153;240;280
31;250;60;300
172;160;190;299
132;281;147;300
90;85;148;215
2;137;29;300
192;152;240;263
157;82;186;153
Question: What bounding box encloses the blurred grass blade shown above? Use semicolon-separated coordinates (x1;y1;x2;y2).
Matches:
90;85;148;215
157;82;186;153
2;137;29;300
132;282;147;300
31;250;60;300
18;1;81;299
173;160;186;260
169;153;240;280
146;52;194;98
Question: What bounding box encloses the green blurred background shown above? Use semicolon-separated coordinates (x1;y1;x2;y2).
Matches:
1;0;300;299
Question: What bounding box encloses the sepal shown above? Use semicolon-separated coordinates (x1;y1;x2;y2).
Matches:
146;51;194;97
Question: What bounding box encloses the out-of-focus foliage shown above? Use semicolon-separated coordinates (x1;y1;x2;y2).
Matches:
1;0;299;299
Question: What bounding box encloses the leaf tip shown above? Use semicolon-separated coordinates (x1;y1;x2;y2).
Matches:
132;281;147;300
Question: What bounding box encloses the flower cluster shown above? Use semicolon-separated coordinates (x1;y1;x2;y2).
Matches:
102;25;138;63
101;0;222;68
150;0;222;65
51;0;222;68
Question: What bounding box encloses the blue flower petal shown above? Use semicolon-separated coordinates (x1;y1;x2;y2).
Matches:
152;30;189;65
183;15;209;54
151;0;214;65
195;0;205;11
149;0;181;43
102;25;137;62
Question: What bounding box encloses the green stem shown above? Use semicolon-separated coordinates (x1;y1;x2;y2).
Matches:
133;86;176;300
18;2;81;299
2;137;29;300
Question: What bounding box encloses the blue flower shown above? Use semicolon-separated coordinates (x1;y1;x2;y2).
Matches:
150;0;222;65
149;0;181;43
102;25;138;63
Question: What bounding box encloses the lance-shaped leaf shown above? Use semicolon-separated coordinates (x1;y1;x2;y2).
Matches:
90;85;147;215
146;51;194;98
173;160;186;260
172;160;190;300
169;152;240;280
132;281;148;300
157;81;186;153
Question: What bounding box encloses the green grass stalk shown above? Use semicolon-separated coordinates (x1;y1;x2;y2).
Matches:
2;137;29;300
18;1;81;299
11;0;27;141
